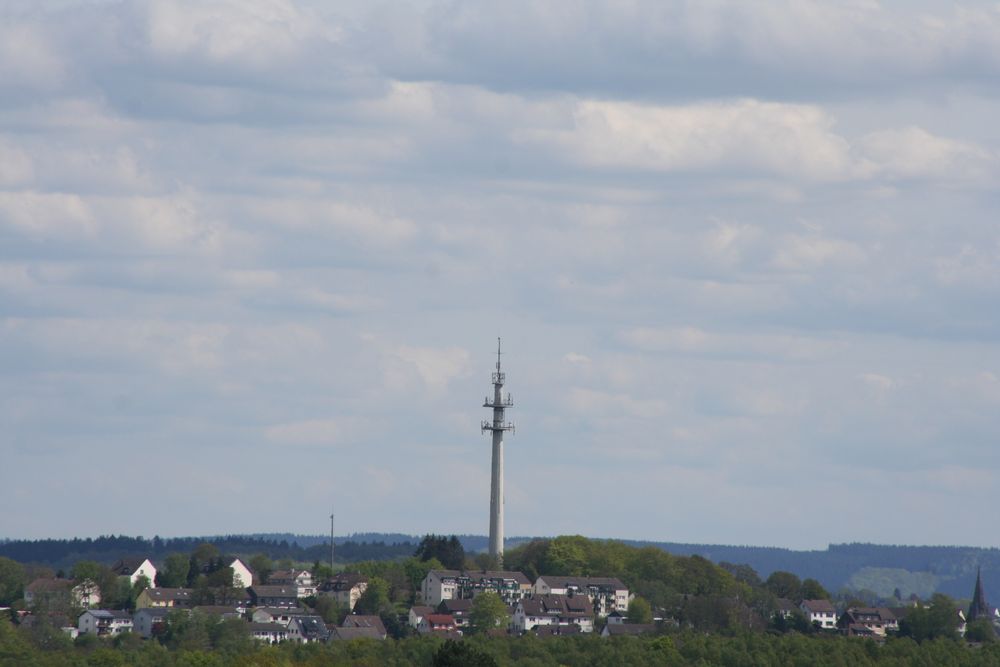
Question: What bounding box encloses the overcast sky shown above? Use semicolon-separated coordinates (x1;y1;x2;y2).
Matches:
2;1;999;549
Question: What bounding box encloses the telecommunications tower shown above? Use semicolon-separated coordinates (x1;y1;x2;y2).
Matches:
482;338;514;565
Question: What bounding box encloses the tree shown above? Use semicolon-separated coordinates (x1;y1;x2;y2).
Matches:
0;557;25;606
965;618;996;643
433;640;498;667
468;590;509;634
542;536;588;576
899;594;961;642
248;554;273;584
157;553;190;588
354;576;392;616
69;561;103;584
627;596;653;624
765;571;802;601
414;535;465;570
800;578;829;600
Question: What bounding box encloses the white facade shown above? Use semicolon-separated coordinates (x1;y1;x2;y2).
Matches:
78;610;133;636
800;600;837;629
533;576;628;616
229;559;254;588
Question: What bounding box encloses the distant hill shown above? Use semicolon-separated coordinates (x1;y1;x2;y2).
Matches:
3;533;997;603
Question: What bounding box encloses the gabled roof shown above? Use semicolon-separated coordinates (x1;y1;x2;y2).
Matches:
290;615;330;641
518;594;593;618
84;610;132;620
801;599;836;614
341;615;387;635
426;613;456;627
409;606;434;619
110;558;152;575
604;623;657;636
142;588;192;602
429;569;531;586
775;598;798;613
536;575;627;590
249;585;298;598
440;598;474;613
330;626;385;640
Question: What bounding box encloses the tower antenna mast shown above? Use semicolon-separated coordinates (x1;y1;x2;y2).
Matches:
482;337;514;565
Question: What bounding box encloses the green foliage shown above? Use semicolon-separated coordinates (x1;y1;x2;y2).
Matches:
414;535;465;570
765;571;802;601
0;557;26;606
899;593;961;643
433;640;498;667
354;576;392;616
159;553;191;588
965;618;997;643
801;578;830;600
248;554;273;584
626;597;652;624
468;591;509;634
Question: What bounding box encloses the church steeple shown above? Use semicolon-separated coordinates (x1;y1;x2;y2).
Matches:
969;567;991;622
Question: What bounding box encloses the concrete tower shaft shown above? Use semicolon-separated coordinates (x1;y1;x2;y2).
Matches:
482;338;513;565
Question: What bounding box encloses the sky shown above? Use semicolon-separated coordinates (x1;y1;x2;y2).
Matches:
1;0;999;549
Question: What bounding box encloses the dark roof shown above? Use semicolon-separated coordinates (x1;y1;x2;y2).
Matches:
330;626;385;640
537;576;627;590
342;615;387;635
110;558;151;575
429;569;531;586
535;624;583;637
801;599;836;613
969;568;992;622
26;578;73;593
291;615;330;641
192;606;243;616
255;606;305;617
604;623;657;636
440;598;474;613
410;606;435;618
318;573;368;593
249;622;289;633
249;585;298;598
85;610;132;620
134;608;171;618
775;598;798;613
518;594;593;618
142;588;192;601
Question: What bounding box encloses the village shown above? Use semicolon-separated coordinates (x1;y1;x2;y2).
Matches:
10;546;1000;647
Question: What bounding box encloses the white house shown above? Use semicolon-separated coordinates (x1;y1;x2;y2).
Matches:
268;570;315;598
110;558;157;588
249;622;289;644
511;594;594;634
287;615;330;643
421;569;532;606
78;610;133;636
533;576;629;616
408;606;435;630
229;558;254;588
800;599;837;629
24;578;101;610
252;607;307;626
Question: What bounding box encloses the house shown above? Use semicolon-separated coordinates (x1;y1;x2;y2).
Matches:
419;613;458;635
533;576;629;616
110;558;157;588
601;623;657;637
268;570;315;598
438;598;474;630
329;626;386;641
287;615;331;643
133;608;171;639
135;587;193;609
191;605;244;620
774;598;798;619
248;585;299;608
511;594;594;634
249;622;289;644
341;614;387;639
24;578;101;610
421;569;532;606
408;605;435;630
800;599;837;629
318;574;368;610
77;610;133;636
228;558;254;588
252;607;307;626
838;607;898;636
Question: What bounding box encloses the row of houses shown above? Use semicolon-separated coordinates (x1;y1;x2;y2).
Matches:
420;570;630;617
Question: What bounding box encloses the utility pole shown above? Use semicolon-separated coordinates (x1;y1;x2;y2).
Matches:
482;338;514;566
330;510;335;574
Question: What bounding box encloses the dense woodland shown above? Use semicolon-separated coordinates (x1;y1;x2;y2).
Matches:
2;535;998;665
